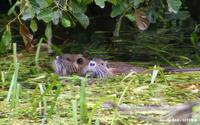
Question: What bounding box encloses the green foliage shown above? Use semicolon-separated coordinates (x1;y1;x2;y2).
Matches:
8;1;20;16
37;8;54;23
80;78;88;123
61;16;71;28
22;7;35;20
94;0;106;8
0;0;197;57
72;99;78;125
167;0;182;13
7;43;20;114
35;38;44;68
45;23;52;40
0;29;12;53
30;20;38;33
6;0;184;30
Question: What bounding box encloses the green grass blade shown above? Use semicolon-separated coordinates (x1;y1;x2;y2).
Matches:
150;65;159;84
72;99;78;125
35;37;44;68
31;85;39;115
7;43;20;114
95;119;100;125
1;71;5;88
111;73;136;125
87;95;115;125
38;83;47;116
80;78;88;123
48;83;62;117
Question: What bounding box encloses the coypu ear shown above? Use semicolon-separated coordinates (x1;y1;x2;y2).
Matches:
60;54;71;62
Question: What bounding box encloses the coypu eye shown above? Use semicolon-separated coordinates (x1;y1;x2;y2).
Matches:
77;58;84;65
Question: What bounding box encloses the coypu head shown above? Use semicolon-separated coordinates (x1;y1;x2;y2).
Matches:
52;54;88;75
82;58;111;78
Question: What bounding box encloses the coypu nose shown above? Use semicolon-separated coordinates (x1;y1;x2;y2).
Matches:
89;61;96;67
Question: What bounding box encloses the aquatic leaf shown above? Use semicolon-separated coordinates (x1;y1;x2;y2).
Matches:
129;0;142;8
69;0;87;13
8;1;20;15
30;20;38;33
95;0;106;8
73;13;89;29
61;17;71;28
36;0;51;9
1;30;12;48
45;23;52;40
37;8;54;23
30;0;40;14
22;7;35;20
110;4;124;18
167;0;182;14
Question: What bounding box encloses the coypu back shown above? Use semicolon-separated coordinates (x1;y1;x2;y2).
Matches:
108;62;146;75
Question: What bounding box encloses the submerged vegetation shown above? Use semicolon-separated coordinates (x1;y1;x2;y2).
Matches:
0;0;200;125
0;47;200;124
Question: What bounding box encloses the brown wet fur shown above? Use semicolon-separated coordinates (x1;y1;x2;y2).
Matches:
52;54;89;75
61;54;89;73
83;59;146;78
108;62;146;75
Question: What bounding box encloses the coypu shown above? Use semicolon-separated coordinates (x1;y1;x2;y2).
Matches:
52;54;89;76
82;58;200;78
166;101;200;125
102;100;200;125
53;54;200;78
82;58;112;78
82;58;146;78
